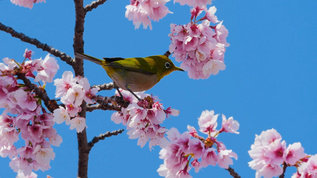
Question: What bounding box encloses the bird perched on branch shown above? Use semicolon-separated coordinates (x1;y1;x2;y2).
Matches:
76;53;184;100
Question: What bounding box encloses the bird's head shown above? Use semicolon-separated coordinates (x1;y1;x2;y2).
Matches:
151;55;184;80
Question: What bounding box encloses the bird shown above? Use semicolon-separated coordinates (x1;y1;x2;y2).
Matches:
75;53;184;100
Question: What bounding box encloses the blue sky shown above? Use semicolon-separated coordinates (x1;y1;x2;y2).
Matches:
1;0;317;177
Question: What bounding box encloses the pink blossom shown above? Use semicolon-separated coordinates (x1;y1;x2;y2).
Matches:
27;124;44;143
0;52;61;176
249;129;308;178
217;149;238;169
297;154;317;177
0;114;19;145
54;71;77;98
202;59;226;76
9;157;33;176
204;6;219;23
158;110;238;178
16;171;37;178
188;138;205;158
174;0;212;8
33;145;55;166
11;0;46;9
3;57;19;70
23;49;33;60
215;21;230;47
169;7;229;79
187;125;198;137
220;114;239;134
78;77;98;104
285;142;305;165
14;89;38;112
166;127;181;142
198;110;218;134
201;147;217;167
256;163;283;178
111;90;178;149
69;117;86;133
34;54;59;83
164;107;180;117
48;133;63;147
53;107;71;125
22;59;42;78
125;0;171;29
61;84;85;107
0;144;18;159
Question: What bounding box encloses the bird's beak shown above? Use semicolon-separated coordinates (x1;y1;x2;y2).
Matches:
176;67;184;71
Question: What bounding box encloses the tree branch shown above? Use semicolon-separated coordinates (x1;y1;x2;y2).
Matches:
73;0;88;178
88;129;124;150
92;82;115;91
279;162;287;178
87;95;122;111
86;104;121;112
84;0;108;12
16;72;59;113
226;167;241;178
0;22;74;66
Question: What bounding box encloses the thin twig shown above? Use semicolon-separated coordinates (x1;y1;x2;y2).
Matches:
16;72;59;113
92;82;115;91
279;162;287;178
226;167;241;178
88;95;123;111
88;129;124;150
0;22;74;66
86;103;120;112
84;0;108;12
164;50;171;57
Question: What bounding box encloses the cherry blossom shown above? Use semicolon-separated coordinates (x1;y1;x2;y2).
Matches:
125;0;171;29
34;54;59;83
0;51;61;176
53;71;99;133
169;6;229;79
69;116;86;133
249;129;307;178
220;114;240;134
158;110;238;177
111;90;178;149
10;0;46;9
294;154;317;178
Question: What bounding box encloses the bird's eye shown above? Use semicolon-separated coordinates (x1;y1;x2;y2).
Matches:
164;62;171;69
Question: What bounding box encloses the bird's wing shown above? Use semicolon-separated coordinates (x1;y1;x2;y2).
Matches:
103;57;157;75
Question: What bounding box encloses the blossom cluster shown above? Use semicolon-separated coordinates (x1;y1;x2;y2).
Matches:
157;110;239;177
248;129;307;178
293;154;317;178
53;71;98;133
11;0;45;9
0;50;61;176
169;6;229;79
111;90;179;149
125;0;171;29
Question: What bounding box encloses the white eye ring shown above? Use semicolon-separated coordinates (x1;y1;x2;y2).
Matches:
164;62;171;69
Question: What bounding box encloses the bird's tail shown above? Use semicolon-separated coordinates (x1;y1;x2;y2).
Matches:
75;53;103;65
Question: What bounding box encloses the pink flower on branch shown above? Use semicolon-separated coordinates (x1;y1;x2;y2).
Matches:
158;110;239;177
0;52;62;176
10;0;46;9
111;90;179;149
125;0;172;29
53;71;98;133
248;129;307;178
169;6;229;79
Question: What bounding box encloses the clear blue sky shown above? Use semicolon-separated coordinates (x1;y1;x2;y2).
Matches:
1;0;317;177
